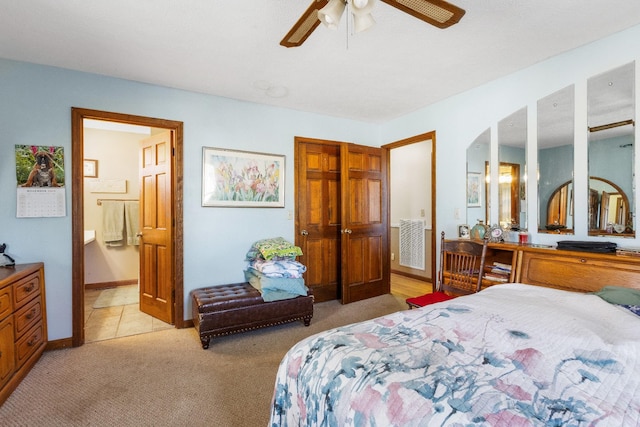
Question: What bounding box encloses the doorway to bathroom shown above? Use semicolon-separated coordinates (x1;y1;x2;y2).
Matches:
71;108;184;347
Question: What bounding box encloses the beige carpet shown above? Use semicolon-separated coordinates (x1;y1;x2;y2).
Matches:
93;285;139;308
0;293;406;426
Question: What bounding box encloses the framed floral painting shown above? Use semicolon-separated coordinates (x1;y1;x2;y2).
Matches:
202;147;285;207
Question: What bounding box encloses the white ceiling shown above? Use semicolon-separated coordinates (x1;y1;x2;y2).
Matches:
1;0;639;123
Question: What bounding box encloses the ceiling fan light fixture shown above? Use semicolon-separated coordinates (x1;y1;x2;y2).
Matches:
350;0;376;12
350;0;376;33
318;0;346;30
353;13;376;33
282;0;465;48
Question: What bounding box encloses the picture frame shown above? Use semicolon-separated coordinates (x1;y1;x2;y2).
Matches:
202;147;285;207
83;159;98;178
458;224;470;239
467;172;481;207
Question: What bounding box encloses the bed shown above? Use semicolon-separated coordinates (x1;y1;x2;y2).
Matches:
269;283;640;426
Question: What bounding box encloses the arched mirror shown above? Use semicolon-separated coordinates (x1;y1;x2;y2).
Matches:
588;177;630;234
538;85;575;234
587;62;635;237
547;177;631;234
466;128;490;227
498;108;527;230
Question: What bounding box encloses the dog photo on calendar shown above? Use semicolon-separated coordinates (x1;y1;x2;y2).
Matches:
16;145;64;187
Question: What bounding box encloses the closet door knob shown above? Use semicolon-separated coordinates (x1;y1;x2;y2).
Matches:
136;232;143;238
300;230;308;236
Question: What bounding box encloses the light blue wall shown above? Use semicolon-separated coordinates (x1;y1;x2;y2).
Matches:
2;23;640;341
0;59;378;340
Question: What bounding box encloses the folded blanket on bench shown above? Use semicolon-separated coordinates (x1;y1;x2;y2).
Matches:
244;268;307;302
248;259;306;278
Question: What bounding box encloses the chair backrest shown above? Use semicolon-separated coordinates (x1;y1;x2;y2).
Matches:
437;231;489;296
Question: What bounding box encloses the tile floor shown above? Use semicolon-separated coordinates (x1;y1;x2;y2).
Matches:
84;285;173;343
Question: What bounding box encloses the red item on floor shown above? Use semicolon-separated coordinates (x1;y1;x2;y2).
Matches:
406;291;455;309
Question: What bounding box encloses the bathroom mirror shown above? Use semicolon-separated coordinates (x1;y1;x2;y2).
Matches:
466;128;490;226
587;62;635;237
538;85;575;234
498;108;527;230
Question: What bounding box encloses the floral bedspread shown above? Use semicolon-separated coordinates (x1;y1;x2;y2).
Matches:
270;284;640;426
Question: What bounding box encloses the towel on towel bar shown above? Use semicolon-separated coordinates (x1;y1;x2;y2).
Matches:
124;201;140;246
102;201;125;246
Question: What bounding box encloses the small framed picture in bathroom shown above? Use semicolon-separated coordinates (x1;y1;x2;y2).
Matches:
84;159;98;178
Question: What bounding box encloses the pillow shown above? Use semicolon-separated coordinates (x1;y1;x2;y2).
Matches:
592;286;640;305
617;305;640;317
249;237;303;261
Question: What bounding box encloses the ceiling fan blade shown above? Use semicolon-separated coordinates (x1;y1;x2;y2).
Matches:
280;0;329;48
380;0;465;28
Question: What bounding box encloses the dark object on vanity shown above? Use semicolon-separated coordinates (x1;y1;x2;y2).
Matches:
191;282;313;349
556;240;617;253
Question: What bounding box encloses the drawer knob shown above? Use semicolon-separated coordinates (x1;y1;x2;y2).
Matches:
24;284;35;292
580;258;586;263
25;309;36;319
27;337;37;347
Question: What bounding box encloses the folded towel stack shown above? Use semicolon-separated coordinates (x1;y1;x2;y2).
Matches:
243;237;308;302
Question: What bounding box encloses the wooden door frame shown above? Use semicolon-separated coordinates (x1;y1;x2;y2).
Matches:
382;131;437;289
71;108;184;347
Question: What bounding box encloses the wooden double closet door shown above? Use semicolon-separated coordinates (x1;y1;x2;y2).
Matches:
295;137;389;304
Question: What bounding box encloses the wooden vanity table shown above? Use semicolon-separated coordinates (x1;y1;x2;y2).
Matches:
0;263;47;405
480;242;640;293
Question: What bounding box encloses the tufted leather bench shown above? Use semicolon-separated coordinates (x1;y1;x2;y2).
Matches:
191;282;314;349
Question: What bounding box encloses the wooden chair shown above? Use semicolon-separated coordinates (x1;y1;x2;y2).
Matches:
406;231;488;309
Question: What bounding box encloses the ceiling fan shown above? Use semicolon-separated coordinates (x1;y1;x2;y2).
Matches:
280;0;466;48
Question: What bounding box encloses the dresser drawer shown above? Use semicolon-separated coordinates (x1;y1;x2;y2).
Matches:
0;316;15;389
14;295;42;338
13;272;40;309
0;286;11;321
15;321;44;370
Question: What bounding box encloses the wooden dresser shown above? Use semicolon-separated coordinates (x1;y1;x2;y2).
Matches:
0;263;47;405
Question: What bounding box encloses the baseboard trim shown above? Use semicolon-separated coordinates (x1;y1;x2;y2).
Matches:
85;279;137;290
46;338;74;351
